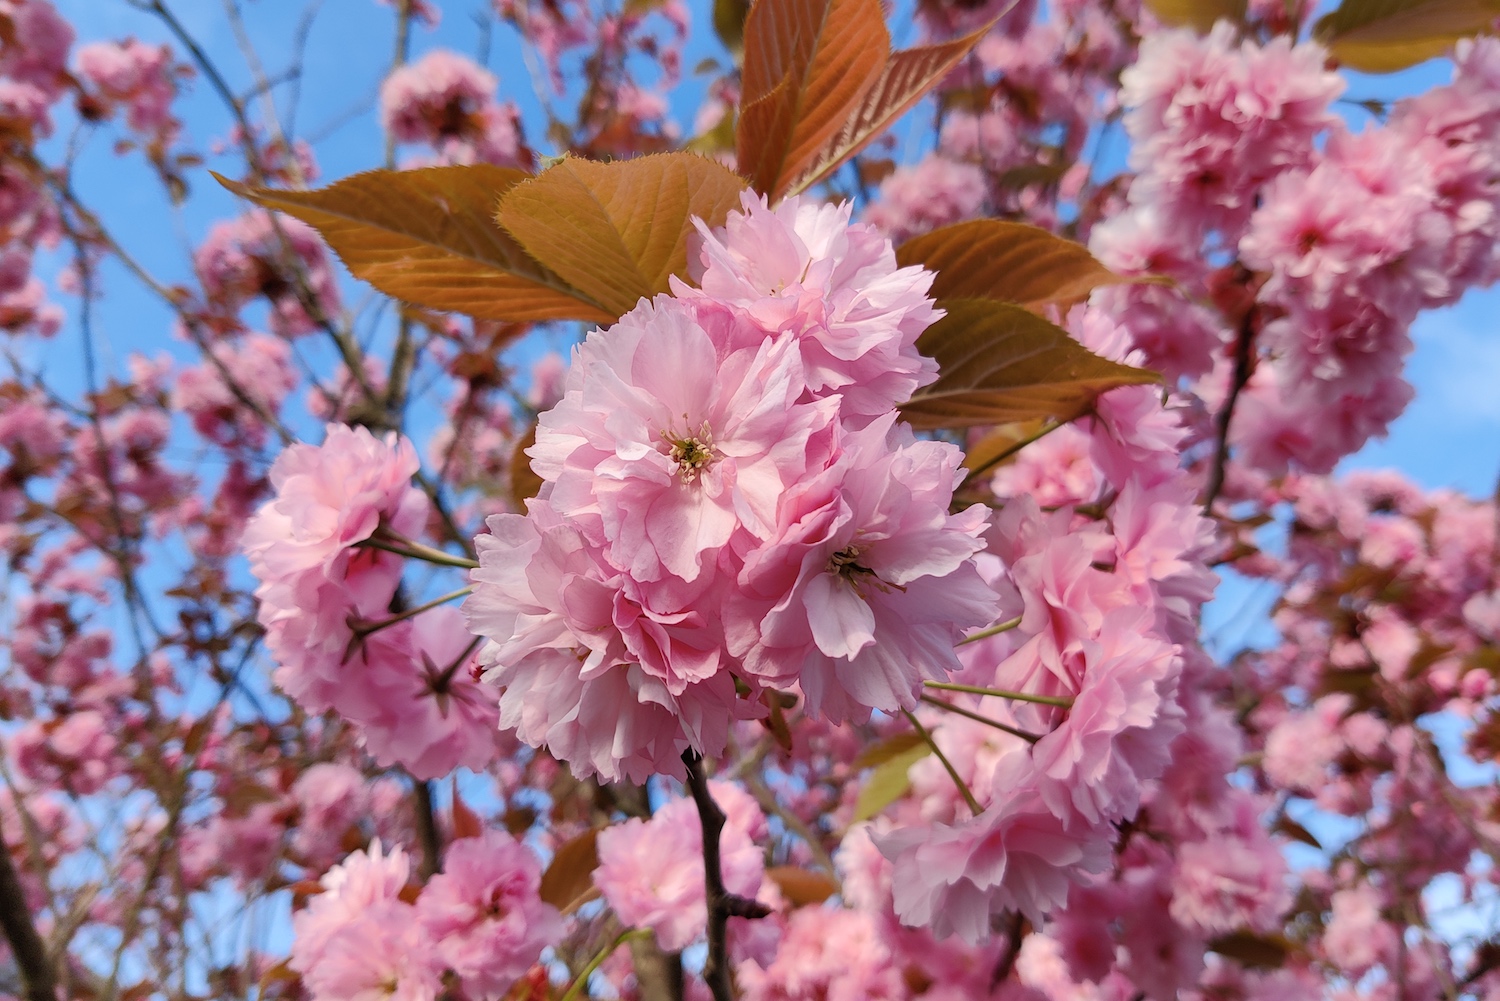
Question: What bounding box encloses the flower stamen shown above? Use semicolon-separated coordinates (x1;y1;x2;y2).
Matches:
661;420;718;483
829;544;906;594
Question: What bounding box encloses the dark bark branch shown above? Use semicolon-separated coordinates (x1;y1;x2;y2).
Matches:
1203;305;1258;512
990;911;1027;989
0;829;58;1001
413;779;442;880
681;751;771;1001
628;935;685;1001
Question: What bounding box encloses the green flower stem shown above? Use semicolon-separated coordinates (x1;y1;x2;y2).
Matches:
902;709;983;818
920;694;1041;744
560;928;651;1001
957;616;1024;645
925;681;1074;709
351;587;473;637
358;534;480;569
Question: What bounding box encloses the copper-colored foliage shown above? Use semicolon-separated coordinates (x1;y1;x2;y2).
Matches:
784;23;994;198
215;166;615;324
1315;0;1500;72
495;153;747;318
539;827;602;912
896;219;1158;313
900;299;1157;431
736;0;891;199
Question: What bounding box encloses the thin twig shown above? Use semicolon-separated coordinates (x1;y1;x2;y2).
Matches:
681;751;772;1001
36;164;299;448
383;0;414;169
349;587;472;638
960;420;1063;489
67;209;163;654
925;681;1073;708
560;929;650;1001
902;710;983;817
283;0;324;139
743;772;838;875
151;0;379;401
357;534;480;570
958;615;1024;646
920;695;1041;743
1203;303;1257;511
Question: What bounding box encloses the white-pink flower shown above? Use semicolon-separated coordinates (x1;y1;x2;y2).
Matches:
675;190;942;420
291;840;414;976
594;781;766;951
1028;607;1184;825
531;294;837;588
244;424;426;584
303;899;443;1001
878;753;1112;942
737;907;908;1001
729;414;997;722
416;830;562;998
243;423;428;715
465;505;749;782
346;606;500;780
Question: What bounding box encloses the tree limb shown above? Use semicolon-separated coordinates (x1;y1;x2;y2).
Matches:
0;828;59;1001
681;751;771;1001
1203;304;1258;512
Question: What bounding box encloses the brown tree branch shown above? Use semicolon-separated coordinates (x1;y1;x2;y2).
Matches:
1203;304;1258;512
629;936;686;1001
0;829;58;1001
681;752;771;1001
412;779;443;880
990;911;1027;989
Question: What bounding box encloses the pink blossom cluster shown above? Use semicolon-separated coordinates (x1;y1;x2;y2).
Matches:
243;424;499;778
494;0;687;148
595;779;769;952
868;306;1221;942
1113;23;1342;242
290;834;561;1001
0;1;70;342
0;0;73;137
1084;23;1345;403
379;50;527;167
194;209;343;338
917;0;1037;39
1194;468;1500;995
737;906;913;1001
169;758;418;889
18;2;1500;999
867;0;1139;242
1235;39;1500;472
76;38;183;141
1091;28;1500;477
735;311;1294;1000
864;155;989;244
172;332;297;448
465;192;997;782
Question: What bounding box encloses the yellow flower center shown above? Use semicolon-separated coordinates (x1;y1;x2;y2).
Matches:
662;420;718;483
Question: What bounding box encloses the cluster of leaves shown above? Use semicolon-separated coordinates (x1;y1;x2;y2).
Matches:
1148;0;1500;71
221;0;1158;450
